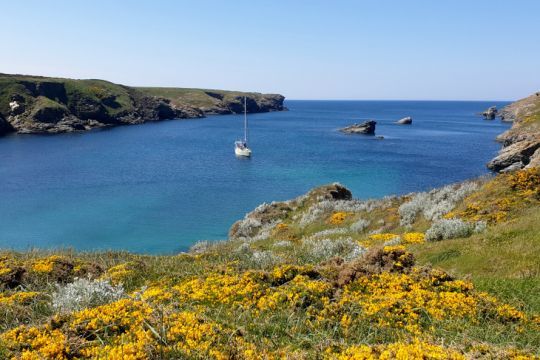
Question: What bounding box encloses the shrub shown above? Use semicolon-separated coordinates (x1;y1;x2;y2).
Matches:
350;218;370;233
304;228;347;241
302;237;365;262
250;251;281;269
425;219;474;241
52;278;125;313
399;182;478;226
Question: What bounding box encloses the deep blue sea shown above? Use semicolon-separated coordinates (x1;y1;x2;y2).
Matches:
0;101;510;253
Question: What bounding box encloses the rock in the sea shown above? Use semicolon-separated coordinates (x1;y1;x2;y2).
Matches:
340;120;376;135
396;116;412;125
482;106;498;120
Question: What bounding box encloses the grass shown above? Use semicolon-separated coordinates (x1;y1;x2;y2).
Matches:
413;205;540;314
136;86;267;108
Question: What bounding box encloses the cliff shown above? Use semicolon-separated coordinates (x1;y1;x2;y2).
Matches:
488;91;540;172
0;73;285;136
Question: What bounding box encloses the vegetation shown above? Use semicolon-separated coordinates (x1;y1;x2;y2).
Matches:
0;73;283;136
136;87;268;109
1;168;539;359
0;74;136;121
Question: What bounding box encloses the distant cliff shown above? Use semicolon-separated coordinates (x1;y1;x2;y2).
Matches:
488;91;540;172
0;73;285;136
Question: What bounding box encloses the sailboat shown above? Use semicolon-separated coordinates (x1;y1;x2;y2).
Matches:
234;97;252;157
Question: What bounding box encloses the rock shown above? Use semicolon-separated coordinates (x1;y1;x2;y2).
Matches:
201;94;286;115
487;137;540;172
500;162;524;173
525;147;540;169
340;120;376;135
375;136;384;140
0;114;14;135
488;91;540;172
396;116;412;125
482;106;498;120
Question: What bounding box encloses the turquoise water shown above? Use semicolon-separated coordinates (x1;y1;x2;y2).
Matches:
0;101;510;253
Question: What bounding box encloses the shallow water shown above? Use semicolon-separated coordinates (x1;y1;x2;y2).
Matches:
0;100;510;253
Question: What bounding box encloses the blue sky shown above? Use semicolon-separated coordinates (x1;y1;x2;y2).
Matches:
1;0;539;100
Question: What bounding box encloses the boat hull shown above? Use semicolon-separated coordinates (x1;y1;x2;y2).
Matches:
235;147;252;157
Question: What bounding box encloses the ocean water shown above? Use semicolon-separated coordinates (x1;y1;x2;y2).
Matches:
0;101;510;253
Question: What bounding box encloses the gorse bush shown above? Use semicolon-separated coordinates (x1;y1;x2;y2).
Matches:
425;218;475;241
52;278;125;313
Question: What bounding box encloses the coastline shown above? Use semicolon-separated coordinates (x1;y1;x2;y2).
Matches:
0;93;539;357
0;73;286;136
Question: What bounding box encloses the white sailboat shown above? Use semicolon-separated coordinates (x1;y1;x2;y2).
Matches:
234;97;252;157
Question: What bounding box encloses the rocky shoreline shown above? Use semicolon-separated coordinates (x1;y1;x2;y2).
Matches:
0;73;285;136
487;92;540;172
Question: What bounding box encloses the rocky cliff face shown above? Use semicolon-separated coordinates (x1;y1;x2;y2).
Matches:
0;74;285;136
488;92;540;172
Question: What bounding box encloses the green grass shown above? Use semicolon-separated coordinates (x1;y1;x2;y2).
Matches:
413;206;540;314
136;86;265;108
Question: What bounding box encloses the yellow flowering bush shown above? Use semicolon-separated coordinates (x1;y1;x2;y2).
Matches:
0;291;41;306
329;212;351;225
31;255;67;274
104;262;137;284
401;232;425;244
326;338;465;359
173;271;266;307
508;167;540;198
359;233;400;248
449;168;540;224
1;325;69;359
257;275;332;311
275;222;289;231
316;266;526;335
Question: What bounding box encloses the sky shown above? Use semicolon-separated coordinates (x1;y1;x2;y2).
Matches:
1;0;539;100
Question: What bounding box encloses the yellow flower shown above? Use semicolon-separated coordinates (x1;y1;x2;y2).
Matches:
401;232;425;244
329;212;351;225
31;255;65;273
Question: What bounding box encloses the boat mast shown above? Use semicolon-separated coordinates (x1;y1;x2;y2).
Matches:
244;96;248;143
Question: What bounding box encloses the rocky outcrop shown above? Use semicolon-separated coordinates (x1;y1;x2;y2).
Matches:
200;94;286;115
229;183;352;240
487;138;540;172
488;92;540;172
482;106;498;120
0;73;285;136
0;113;14;135
396;117;412;125
340;120;376;135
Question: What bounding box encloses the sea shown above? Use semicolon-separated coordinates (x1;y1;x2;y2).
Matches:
0;100;511;253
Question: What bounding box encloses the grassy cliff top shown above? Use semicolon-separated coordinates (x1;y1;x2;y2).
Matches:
0;73;279;115
136;86;276;108
0;73;135;117
501;91;540;134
